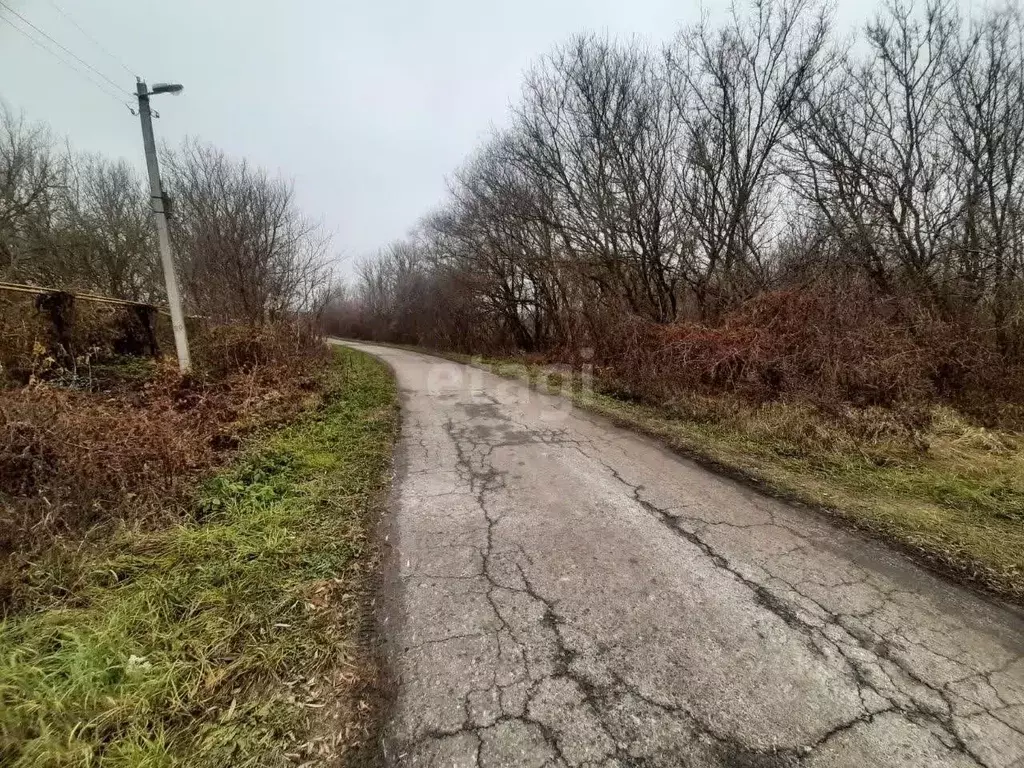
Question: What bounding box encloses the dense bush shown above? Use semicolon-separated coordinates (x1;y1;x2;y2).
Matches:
600;282;1016;416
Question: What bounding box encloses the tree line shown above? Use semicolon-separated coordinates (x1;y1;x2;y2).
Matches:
330;0;1024;368
0;105;333;323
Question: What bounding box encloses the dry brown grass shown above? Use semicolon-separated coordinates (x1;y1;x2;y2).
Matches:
0;321;330;614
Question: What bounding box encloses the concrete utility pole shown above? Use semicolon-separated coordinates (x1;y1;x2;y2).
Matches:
136;79;191;373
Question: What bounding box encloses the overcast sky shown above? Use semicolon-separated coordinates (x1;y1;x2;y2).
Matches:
1;0;948;272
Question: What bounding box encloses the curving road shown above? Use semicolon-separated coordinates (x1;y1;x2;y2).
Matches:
341;341;1024;768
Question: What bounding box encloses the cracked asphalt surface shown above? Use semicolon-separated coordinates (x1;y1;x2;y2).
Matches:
341;342;1024;768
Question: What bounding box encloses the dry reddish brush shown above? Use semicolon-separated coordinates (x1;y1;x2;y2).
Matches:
201;322;326;377
0;381;208;542
0;322;328;613
598;282;1019;420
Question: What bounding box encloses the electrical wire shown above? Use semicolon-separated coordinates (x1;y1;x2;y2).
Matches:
0;13;128;107
0;0;129;96
45;0;136;78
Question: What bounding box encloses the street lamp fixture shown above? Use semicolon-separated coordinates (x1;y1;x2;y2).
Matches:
150;83;184;95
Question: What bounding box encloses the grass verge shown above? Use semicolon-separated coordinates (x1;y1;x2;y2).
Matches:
419;348;1024;604
0;345;398;767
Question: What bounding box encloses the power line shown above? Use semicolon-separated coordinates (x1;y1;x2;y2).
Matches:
45;0;136;78
0;0;129;96
0;13;129;108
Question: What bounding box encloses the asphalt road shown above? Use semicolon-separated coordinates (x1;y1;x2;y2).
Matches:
340;341;1024;768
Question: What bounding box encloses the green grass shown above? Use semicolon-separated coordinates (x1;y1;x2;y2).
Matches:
0;346;398;767
451;353;1024;603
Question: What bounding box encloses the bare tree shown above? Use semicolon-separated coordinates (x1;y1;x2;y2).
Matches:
426;135;570;349
0;109;157;301
669;0;832;318
945;4;1024;344
513;35;686;323
787;0;962;307
163;139;333;323
51;154;157;300
0;104;61;282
